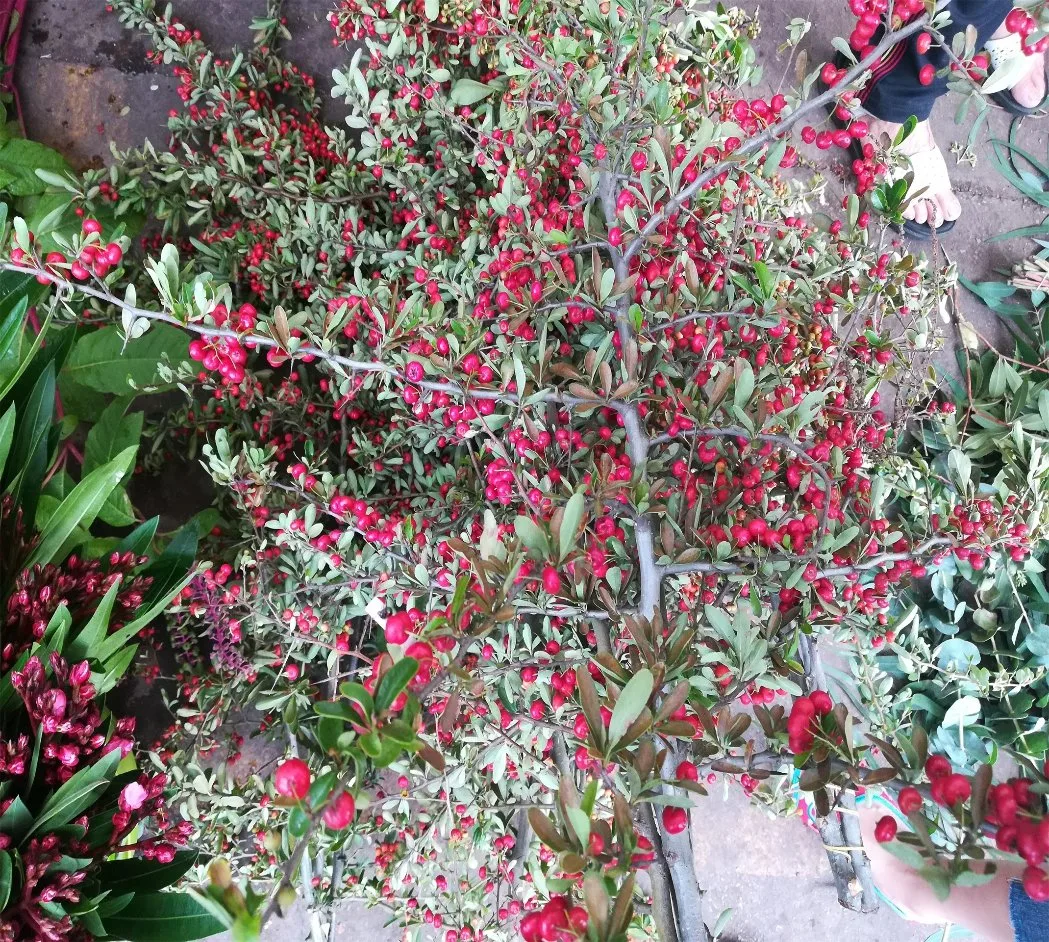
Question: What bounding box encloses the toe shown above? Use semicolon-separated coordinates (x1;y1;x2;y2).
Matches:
911;200;928;225
941;190;962;222
928;198;944;228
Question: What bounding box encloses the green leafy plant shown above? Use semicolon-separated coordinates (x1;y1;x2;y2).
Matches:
0;270;217;940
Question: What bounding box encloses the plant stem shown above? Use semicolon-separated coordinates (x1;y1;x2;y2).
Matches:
798;635;879;913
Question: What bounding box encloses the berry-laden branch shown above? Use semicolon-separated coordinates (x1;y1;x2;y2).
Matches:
0;263;611;414
621;10;930;263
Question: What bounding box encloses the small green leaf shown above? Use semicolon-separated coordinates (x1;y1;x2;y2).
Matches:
608;669;653;747
449;79;494;106
558;491;586;562
375;657;419;713
733;361;755;411
514;516;549;556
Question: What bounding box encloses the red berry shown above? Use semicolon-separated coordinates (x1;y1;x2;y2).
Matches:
541;565;562;595
916;32;931;54
322;790;356;829
1006;7;1028;34
874;815;898;843
676;761;699;782
274;758;311;800
1023;866;1049;902
662;806;688;834
385;611;412;645
897;786;923;815
918;64;936;86
925;754;951;781
630;151;648;172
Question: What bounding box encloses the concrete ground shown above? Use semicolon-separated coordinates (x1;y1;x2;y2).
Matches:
17;1;1041;939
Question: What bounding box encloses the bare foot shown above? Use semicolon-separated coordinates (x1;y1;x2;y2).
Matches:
864;117;963;228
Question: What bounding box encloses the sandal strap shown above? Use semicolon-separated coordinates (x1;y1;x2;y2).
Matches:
888;145;952;210
893;145;948;191
985;32;1023;73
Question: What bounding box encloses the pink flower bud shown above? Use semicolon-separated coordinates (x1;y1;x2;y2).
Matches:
119;782;148;812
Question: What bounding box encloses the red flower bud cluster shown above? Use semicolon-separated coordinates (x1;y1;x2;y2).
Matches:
1;517;152;672
1;654;188;937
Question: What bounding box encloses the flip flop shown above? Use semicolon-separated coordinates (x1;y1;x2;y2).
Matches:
984;33;1049;117
818;59;955;242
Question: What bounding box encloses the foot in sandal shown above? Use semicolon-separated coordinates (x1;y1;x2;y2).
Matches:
986;24;1048;113
864;116;962;234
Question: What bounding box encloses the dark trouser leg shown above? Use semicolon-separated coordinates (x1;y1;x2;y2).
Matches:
861;0;1013;122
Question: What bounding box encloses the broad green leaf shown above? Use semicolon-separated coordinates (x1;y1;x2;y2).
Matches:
0;294;28;382
0;403;14;480
66;579;122;661
0;796;33;844
24;446;137;568
29;749;122;837
5;361;54;526
63;324;190;394
608;669;653;746
83;399;142;526
116;517;160;555
0;138;73;197
84;400;142;474
0;850;10;911
99;850;199;895
93;643;138;695
102;891;227;941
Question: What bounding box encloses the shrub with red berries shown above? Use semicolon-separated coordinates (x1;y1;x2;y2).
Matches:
21;0;1047;939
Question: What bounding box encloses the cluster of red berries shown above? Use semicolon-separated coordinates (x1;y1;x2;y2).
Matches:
846;0;926;56
988;772;1049;900
187;303;258;387
9;218;123;285
946;496;1033;565
786;691;835;754
274;757;358;829
519;896;588;942
1005;6;1049;54
875;756;1049;901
